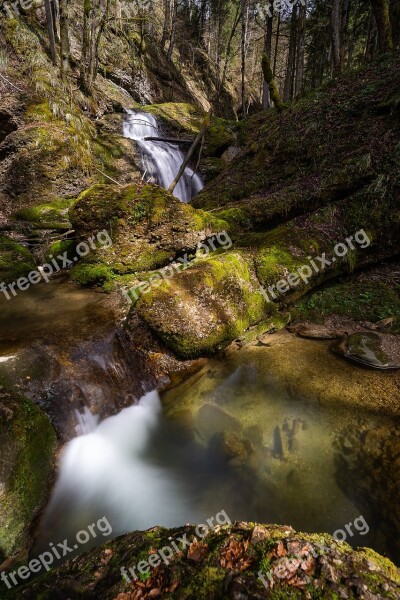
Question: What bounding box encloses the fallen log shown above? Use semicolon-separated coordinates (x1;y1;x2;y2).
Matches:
144;136;192;145
168;111;211;195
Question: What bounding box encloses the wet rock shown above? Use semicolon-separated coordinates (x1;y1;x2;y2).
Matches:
195;404;241;442
330;332;400;370
287;323;339;339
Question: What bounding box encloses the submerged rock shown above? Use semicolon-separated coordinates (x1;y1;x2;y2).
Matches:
6;523;400;599
331;332;400;370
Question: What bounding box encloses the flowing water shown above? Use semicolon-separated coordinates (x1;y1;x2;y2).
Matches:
38;346;400;563
123;110;203;203
6;115;394;566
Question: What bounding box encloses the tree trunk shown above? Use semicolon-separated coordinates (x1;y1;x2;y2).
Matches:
167;0;177;60
340;0;351;66
347;0;359;67
161;0;171;51
262;10;273;109
241;0;247;116
44;0;57;65
365;8;378;61
273;12;281;76
390;0;400;48
283;4;298;102
370;0;393;52
331;0;341;71
295;0;307;97
59;0;71;79
80;0;92;92
262;52;283;112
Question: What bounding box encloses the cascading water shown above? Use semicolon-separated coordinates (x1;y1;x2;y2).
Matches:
37;391;198;552
123;110;203;203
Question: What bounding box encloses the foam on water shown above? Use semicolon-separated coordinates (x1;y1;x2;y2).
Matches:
39;391;195;548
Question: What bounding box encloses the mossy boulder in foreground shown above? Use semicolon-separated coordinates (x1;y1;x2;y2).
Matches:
9;523;400;599
0;386;56;561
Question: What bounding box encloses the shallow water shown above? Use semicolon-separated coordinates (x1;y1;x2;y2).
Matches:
39;350;400;562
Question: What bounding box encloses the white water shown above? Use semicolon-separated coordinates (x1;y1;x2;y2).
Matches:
39;391;197;546
123;110;203;203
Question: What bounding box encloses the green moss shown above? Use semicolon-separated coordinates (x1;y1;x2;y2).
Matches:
0;387;56;558
0;236;36;284
14;198;74;230
136;250;269;358
203;118;235;158
70;263;115;287
294;280;400;323
46;239;76;263
141;103;202;135
180;566;226;599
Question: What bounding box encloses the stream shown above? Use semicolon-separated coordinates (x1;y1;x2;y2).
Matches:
3;111;397;567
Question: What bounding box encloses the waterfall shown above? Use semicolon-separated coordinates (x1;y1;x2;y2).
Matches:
123;110;203;203
38;391;197;550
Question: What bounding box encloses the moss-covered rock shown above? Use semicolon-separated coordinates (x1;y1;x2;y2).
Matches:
6;523;400;599
69;182;228;284
203;118;236;158
141;102;203;135
0;236;36;284
134;250;272;358
13;198;74;230
0;386;56;561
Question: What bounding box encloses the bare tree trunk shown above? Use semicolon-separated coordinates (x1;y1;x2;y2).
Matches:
295;0;307;97
92;0;111;84
262;9;273;109
365;8;378;61
370;0;393;52
80;0;92;92
340;0;351;65
347;0;359;67
389;0;400;48
44;0;57;65
167;0;177;60
273;12;281;76
220;4;241;92
331;0;341;71
161;0;171;51
59;0;71;79
241;0;247;115
283;3;298;102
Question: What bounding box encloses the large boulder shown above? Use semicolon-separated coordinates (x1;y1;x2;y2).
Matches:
69;182;227;284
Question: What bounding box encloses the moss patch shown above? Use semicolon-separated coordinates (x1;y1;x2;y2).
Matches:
0;386;56;560
0;236;36;284
135;250;272;358
14;198;74;230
